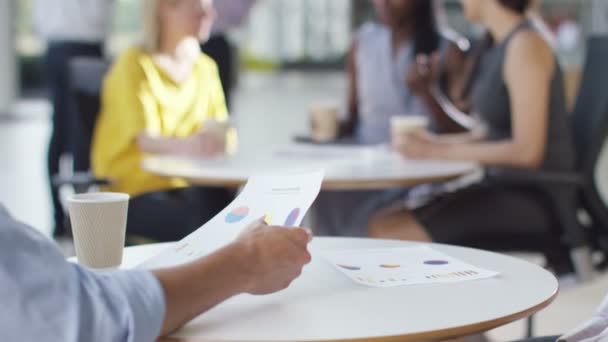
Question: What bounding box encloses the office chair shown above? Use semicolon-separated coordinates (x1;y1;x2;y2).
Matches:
440;36;608;339
478;36;608;283
52;57;164;245
52;57;112;193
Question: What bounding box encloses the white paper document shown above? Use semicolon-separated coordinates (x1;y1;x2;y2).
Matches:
139;170;324;269
324;246;499;288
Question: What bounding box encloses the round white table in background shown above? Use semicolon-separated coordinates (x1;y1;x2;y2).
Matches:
142;144;480;190
114;238;558;342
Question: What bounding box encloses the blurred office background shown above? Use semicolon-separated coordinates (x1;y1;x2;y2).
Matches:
3;0;605;229
1;1;608;340
6;0;601;95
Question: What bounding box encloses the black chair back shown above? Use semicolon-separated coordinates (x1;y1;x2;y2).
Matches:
570;36;608;235
572;36;608;169
68;58;111;172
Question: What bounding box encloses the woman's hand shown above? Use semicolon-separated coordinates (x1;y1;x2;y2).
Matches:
393;130;447;160
182;131;226;158
136;133;161;153
136;132;226;158
406;53;441;96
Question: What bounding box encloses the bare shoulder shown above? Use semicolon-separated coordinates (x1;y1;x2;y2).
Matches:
507;30;554;70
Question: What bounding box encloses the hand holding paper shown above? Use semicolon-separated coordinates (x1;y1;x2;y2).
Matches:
235;220;313;294
140;170;324;269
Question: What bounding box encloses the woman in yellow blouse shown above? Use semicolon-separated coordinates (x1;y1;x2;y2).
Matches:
92;0;233;241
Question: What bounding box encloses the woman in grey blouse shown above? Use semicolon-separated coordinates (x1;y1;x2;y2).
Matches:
369;0;575;245
314;0;469;237
341;0;468;142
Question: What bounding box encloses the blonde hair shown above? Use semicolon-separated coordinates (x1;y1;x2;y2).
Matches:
141;0;178;53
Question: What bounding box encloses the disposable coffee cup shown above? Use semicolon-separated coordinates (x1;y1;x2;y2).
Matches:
68;192;129;269
390;116;429;147
310;102;340;143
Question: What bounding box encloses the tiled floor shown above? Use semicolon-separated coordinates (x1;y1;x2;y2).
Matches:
1;71;607;341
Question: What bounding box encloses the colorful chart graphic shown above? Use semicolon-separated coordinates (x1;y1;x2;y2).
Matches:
284;208;301;226
425;270;479;280
337;264;362;271
380;264;401;269
225;206;250;223
424;260;449;266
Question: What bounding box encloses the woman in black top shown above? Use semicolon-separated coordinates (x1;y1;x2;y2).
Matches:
369;0;575;243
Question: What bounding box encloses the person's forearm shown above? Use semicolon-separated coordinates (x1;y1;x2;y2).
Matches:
153;243;251;336
138;136;188;155
437;140;543;169
419;91;465;134
434;131;485;144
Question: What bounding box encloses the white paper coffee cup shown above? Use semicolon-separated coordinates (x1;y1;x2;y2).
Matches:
391;116;429;148
391;116;429;134
310;102;340;143
391;116;429;145
68;192;129;269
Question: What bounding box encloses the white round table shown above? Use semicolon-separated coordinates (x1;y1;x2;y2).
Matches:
117;238;557;342
142;144;480;190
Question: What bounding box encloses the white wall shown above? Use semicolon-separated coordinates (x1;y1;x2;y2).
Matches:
0;0;17;116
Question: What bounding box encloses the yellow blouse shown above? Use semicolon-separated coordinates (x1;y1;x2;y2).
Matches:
92;47;229;196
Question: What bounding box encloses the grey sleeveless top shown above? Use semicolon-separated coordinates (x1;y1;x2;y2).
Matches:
355;22;434;145
471;20;575;171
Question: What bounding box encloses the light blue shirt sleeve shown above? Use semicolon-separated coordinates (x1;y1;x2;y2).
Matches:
559;293;608;342
0;205;166;342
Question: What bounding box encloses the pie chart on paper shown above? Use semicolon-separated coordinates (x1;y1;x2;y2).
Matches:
225;206;250;224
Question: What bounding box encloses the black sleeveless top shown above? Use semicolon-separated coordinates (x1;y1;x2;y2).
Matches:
470;20;575;171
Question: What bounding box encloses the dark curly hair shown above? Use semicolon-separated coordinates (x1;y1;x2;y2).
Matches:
411;0;441;56
497;0;532;14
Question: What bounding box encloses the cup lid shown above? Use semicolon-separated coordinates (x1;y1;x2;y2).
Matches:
68;192;130;203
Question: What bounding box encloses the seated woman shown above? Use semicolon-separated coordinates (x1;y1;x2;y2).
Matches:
341;0;468;142
369;0;575;245
92;0;233;242
314;0;469;237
